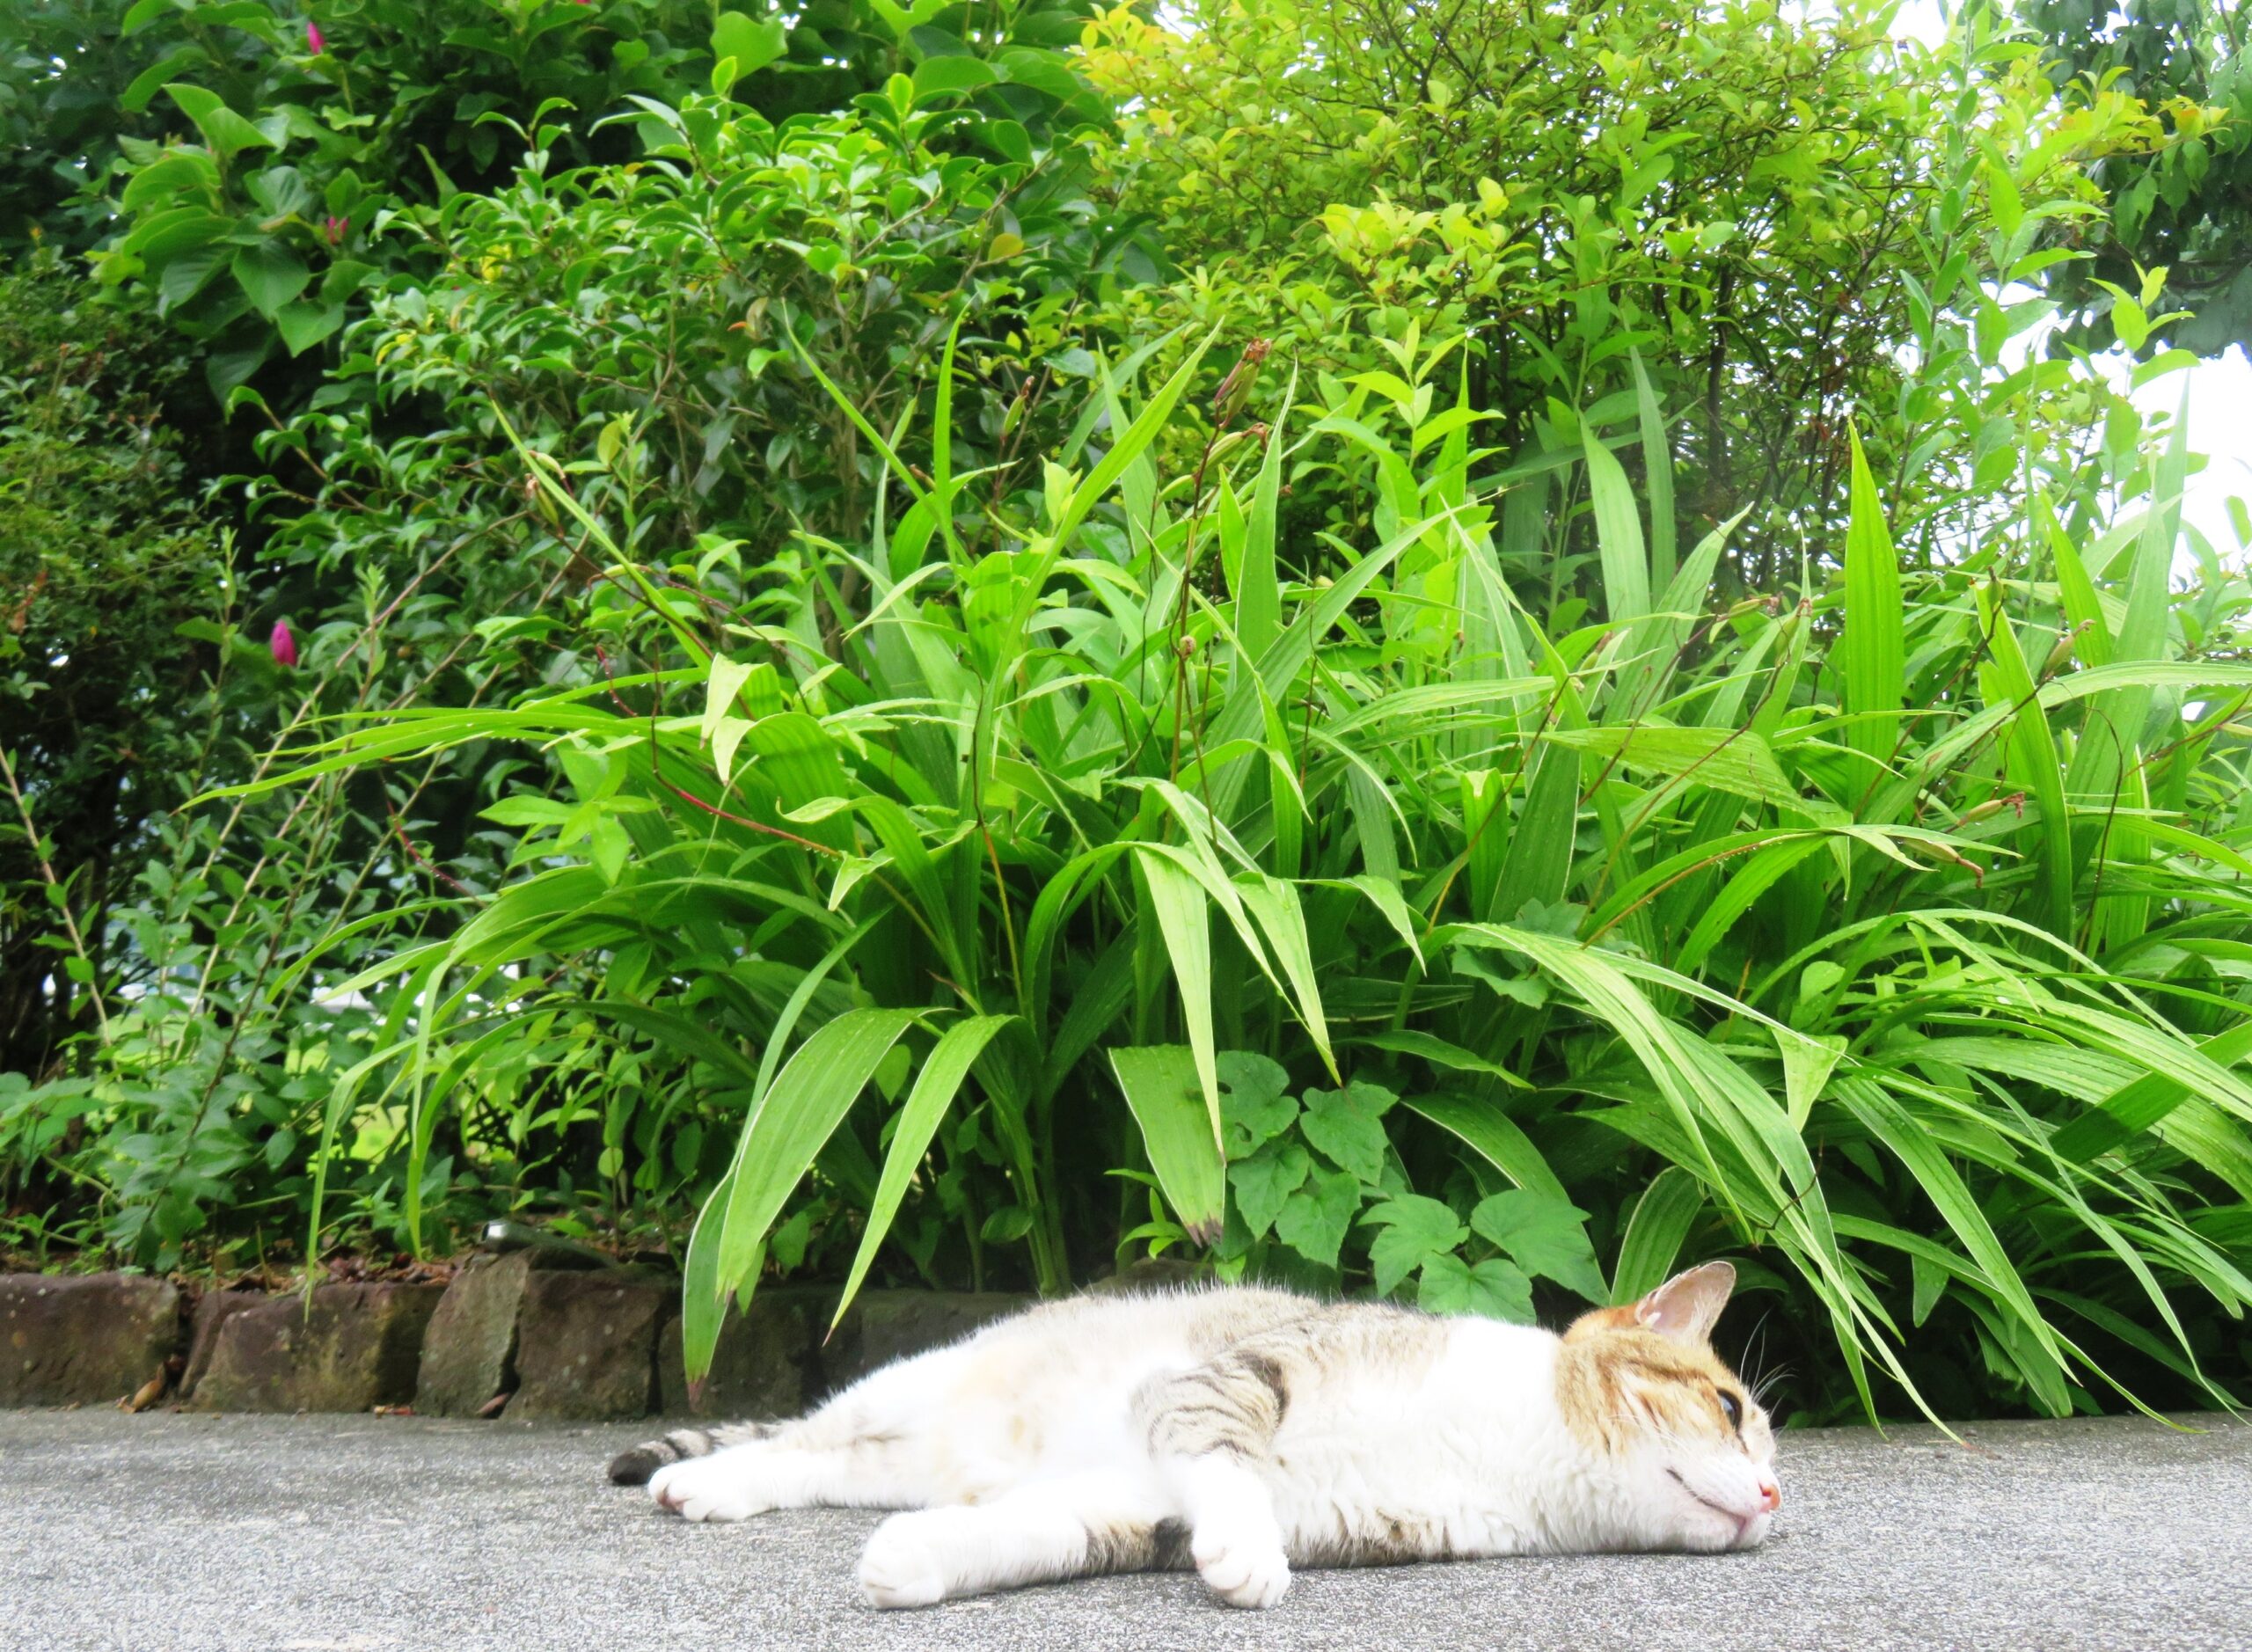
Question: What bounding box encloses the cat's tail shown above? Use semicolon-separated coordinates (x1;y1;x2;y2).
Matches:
605;1421;777;1485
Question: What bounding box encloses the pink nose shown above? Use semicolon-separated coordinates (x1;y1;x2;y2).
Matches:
1757;1479;1782;1514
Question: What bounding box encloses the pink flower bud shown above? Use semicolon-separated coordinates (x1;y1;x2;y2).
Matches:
321;215;348;246
307;21;325;55
270;619;298;668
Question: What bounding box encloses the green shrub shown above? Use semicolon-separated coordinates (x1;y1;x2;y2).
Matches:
216;274;2252;1418
0;253;221;1080
1076;0;2181;591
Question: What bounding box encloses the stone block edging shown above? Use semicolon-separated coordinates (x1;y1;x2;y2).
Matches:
0;1268;1070;1420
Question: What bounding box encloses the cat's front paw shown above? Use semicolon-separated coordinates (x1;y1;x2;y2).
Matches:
858;1513;949;1610
1191;1522;1291;1610
647;1457;771;1523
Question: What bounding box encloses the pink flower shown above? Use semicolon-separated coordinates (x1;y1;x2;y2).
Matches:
307;21;325;55
270;619;298;668
320;215;348;246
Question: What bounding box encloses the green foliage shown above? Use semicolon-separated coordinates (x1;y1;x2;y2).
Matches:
1078;0;2182;592
0;253;221;1079
24;0;1110;395
2015;0;2252;355
208;262;2252;1420
7;0;2252;1431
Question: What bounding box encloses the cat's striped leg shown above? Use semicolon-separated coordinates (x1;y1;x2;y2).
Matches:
857;1471;1178;1609
1138;1351;1293;1609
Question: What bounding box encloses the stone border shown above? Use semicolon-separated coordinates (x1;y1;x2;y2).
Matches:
0;1265;1110;1419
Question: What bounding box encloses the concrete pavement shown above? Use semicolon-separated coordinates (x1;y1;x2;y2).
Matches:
2;1408;2246;1650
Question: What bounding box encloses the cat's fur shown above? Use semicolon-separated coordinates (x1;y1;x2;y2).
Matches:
607;1261;1779;1609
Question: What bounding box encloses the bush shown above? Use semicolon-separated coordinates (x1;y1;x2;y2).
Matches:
8;0;2250;1429
220;267;2252;1417
0;253;222;1080
1076;0;2179;592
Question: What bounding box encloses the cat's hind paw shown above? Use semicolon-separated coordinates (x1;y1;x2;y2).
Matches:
647;1457;771;1523
1192;1524;1291;1610
858;1514;949;1610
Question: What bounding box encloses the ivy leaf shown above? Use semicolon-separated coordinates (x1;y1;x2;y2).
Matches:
1469;1189;1605;1302
1418;1254;1535;1321
1363;1194;1466;1295
1274;1165;1360;1270
1229;1139;1310;1241
1298;1080;1397;1183
1218;1050;1296;1158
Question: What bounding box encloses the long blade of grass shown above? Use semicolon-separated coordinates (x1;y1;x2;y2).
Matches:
1108;1043;1226;1243
1582;426;1650;623
1136;847;1222;1150
1611;1165;1706;1303
829;1014;1016;1333
1630;349;1676;593
1839;423;1904;771
717;1006;921;1293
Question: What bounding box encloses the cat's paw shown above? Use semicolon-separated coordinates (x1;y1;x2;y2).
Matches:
858;1514;950;1610
1191;1521;1291;1610
647;1457;771;1523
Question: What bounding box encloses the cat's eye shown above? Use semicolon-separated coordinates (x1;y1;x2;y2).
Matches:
1717;1391;1744;1431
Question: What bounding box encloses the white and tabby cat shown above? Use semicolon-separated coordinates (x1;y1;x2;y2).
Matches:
607;1261;1780;1609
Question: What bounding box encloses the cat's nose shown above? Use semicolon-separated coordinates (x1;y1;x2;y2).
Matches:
1756;1478;1781;1513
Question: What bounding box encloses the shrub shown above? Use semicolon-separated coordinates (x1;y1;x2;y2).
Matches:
219;279;2252;1418
1075;0;2180;592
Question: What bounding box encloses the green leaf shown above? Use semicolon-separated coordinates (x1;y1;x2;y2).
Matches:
121;149;219;210
1109;1045;1226;1244
1234;875;1335;1076
1839;423;1905;769
1274;1165;1359;1269
1364;1195;1467;1294
1629;350;1676;592
1137;848;1222;1150
1546;724;1798;812
710;11;787;84
830;1016;1014;1332
1470;1189;1603;1301
678;1170;739;1389
1492;728;1579;921
2051;1018;2252;1162
274;299;343;355
232;240;310;319
717;1008;921;1292
1418;1253;1534;1321
1581;430;1649;623
1234;369;1295;669
164;83;277;161
1298;1081;1396;1183
1973;578;2072;939
1776;1029;1846;1130
1402;1093;1574;1203
1612;1166;1705;1304
1353;1029;1528;1087
1218;1050;1297;1157
913;55;999;100
1230;1139;1310;1241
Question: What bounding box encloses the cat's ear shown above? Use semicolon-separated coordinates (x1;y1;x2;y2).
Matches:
1633;1261;1735;1345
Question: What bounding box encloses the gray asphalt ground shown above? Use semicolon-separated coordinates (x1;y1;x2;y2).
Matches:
1;1409;2245;1651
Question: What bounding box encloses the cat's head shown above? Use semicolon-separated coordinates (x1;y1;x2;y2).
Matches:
1555;1261;1780;1552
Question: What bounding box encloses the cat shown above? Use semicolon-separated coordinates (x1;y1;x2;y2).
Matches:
606;1260;1780;1610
